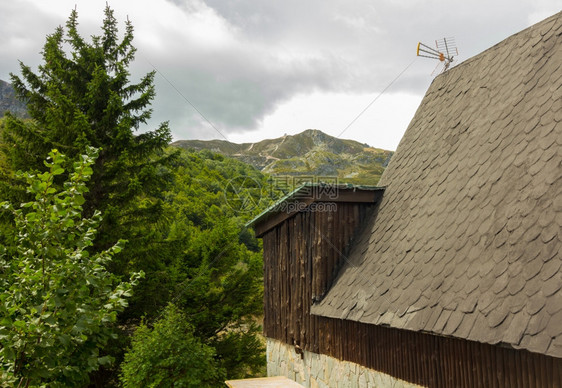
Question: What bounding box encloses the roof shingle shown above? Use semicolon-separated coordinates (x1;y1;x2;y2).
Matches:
311;11;562;358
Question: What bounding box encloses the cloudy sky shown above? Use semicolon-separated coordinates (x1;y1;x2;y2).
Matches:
0;1;559;150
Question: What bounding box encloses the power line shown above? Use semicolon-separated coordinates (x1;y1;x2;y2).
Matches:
146;60;231;143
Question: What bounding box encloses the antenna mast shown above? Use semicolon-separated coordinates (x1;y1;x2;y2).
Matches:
417;37;458;73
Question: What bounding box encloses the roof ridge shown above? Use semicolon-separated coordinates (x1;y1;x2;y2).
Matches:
434;10;562;79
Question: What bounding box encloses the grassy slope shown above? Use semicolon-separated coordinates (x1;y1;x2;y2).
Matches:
172;129;393;185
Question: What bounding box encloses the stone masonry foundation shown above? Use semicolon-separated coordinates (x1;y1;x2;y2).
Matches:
266;338;424;388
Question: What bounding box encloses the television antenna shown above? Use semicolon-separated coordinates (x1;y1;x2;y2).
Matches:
417;37;458;74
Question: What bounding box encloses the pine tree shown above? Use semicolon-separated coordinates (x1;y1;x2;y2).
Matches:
1;6;174;264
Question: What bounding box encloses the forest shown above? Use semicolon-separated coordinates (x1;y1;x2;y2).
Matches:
0;6;282;387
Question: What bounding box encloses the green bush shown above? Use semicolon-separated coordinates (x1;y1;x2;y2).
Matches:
120;304;224;388
0;148;141;387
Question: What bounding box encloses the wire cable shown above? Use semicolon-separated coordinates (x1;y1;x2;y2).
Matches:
336;57;417;140
146;60;231;143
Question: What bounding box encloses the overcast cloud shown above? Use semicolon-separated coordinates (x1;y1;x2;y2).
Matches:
0;0;559;149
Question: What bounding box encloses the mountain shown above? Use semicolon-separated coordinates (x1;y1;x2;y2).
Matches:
0;79;28;118
171;129;393;185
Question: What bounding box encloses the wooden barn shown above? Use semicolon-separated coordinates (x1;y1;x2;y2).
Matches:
249;11;562;388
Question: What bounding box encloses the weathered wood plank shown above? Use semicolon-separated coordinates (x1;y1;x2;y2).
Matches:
259;200;562;387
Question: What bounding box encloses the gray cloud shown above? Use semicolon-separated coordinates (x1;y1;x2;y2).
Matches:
151;0;553;139
1;0;560;142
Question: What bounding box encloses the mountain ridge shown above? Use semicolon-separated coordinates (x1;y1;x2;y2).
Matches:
172;129;393;185
0;79;28;118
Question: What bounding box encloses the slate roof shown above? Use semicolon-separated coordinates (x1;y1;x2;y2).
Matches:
311;12;562;358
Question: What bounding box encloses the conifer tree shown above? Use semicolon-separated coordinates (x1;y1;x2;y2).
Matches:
1;6;173;271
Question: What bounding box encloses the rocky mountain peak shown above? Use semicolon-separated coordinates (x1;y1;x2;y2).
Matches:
172;130;393;185
0;79;28;118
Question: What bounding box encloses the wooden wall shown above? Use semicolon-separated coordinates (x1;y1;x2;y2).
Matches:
263;202;373;350
261;204;562;388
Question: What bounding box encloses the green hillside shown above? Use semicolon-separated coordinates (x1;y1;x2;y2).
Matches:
172;129;393;185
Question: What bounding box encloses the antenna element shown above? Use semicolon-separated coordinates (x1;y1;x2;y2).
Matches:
417;37;458;73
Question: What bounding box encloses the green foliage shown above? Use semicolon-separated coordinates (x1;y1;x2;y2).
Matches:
173;219;265;378
120;304;222;388
167;148;275;226
0;5;173;257
0;9;175;382
0;148;141;387
127;148;273;379
3;6;169;171
211;321;266;379
0;5;277;384
89;148;272;385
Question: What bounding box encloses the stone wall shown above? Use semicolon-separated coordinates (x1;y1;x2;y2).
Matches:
266;338;424;388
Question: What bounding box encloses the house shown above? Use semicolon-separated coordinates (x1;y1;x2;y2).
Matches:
249;11;562;388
